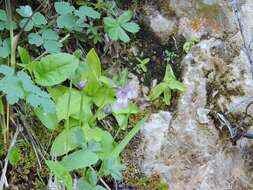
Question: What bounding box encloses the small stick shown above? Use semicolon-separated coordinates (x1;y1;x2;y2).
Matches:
0;126;20;190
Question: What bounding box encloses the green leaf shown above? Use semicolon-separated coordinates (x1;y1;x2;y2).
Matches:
32;12;47;26
30;53;79;86
75;6;100;19
118;11;132;24
50;127;82;156
0;9;7;21
110;116;147;157
16;5;33;17
83;49;101;95
77;178;106;190
167;80;185;91
42;29;59;40
121;22;140;33
19;18;34;31
118;27;130;43
164;89;171;105
55;2;75;15
60;150;99;171
57;13;78;29
35;106;58;130
18;46;30;65
43;40;62;53
103;17;117;27
100;157;124;180
56;89;92;121
28;33;43;46
0;73;24;104
8;146;21;166
46;160;72;190
86;168;98;186
0;39;10;58
164;64;176;81
149;82;168;101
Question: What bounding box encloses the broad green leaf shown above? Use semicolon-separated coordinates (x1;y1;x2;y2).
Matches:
77;178;106;190
55;2;75;15
18;46;30;65
50;127;82;156
42;29;59;40
32;12;47;26
149;82;168;100
57;13;78;29
110;116;147;157
75;6;100;19
56;89;92;121
48;85;68;102
83;49;101;95
46;160;72;190
16;5;33;17
164;89;171;105
43;40;62;53
35;107;58;130
31;53;79;86
28;33;43;46
112;103;139;115
8;146;21;166
122;22;140;33
19;18;34;31
60;150;99;171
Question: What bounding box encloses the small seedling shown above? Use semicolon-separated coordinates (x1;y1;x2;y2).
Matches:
136;57;150;72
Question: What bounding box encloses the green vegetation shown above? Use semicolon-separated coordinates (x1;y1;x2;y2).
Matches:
0;1;185;189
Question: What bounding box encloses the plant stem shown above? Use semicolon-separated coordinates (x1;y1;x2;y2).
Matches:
4;0;15;144
65;80;73;153
79;90;84;127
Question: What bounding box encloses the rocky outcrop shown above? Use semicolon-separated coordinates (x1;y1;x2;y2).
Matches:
140;0;253;189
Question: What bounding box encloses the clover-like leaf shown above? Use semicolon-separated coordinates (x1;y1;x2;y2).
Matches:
75;6;100;19
19;18;34;31
43;40;62;53
55;2;75;15
16;5;33;17
32;12;47;26
28;33;43;46
57;13;78;29
42;29;59;40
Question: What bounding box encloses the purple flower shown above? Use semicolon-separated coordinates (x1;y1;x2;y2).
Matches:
78;80;86;90
103;104;111;114
113;85;133;110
